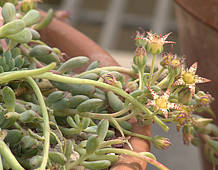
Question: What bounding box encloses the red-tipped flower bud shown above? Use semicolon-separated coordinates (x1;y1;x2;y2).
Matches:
152;135;171;150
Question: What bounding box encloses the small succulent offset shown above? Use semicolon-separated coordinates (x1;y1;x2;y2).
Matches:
0;1;217;170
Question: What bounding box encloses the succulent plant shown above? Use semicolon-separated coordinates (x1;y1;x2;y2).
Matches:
0;1;217;170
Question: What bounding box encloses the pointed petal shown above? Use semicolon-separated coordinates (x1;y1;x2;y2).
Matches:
163;89;170;100
147;86;159;99
195;75;211;84
146;100;155;106
168;103;181;110
146;32;153;40
189;62;198;74
164;40;176;44
173;78;185;86
160;109;168;119
146;31;153;37
162;32;172;40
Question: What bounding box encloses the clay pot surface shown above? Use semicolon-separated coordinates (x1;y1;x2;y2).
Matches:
175;0;218;31
175;2;218;121
175;2;218;169
39;12;150;169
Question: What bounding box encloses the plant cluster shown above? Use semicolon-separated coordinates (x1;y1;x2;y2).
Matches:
0;1;217;170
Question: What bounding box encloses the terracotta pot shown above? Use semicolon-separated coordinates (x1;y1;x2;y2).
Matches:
174;1;218;169
174;0;218;120
39;12;150;170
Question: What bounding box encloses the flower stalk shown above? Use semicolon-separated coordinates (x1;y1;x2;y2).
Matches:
148;54;157;84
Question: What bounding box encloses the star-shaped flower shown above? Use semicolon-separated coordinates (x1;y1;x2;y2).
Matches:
174;62;211;96
146;87;181;119
145;32;175;54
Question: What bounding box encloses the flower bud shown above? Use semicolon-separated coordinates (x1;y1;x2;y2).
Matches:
133;30;147;47
182;125;194;145
175;112;187;131
196;117;213;127
197;92;214;107
133;46;147;67
100;73;122;88
125;81;138;93
152;135;171;150
160;53;171;67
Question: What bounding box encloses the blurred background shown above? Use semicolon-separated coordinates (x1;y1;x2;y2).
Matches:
39;0;218;169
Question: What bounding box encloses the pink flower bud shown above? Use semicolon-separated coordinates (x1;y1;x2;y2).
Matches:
152;135;171;150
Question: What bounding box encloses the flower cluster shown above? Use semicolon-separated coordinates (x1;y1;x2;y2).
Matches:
131;30;217;167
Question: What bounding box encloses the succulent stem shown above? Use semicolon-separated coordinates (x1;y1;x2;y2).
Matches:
0;140;24;170
76;66;137;78
35;72;169;132
0;62;56;84
96;148;169;170
26;77;50;170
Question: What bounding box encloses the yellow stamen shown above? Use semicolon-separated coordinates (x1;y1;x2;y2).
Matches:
155;97;167;109
182;72;195;84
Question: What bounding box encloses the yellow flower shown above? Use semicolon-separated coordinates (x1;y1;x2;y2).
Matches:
147;87;181;119
174;62;211;96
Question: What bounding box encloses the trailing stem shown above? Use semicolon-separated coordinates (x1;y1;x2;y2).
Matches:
96;148;169;170
34;72;169;132
26;77;50;170
0;140;24;170
0;62;56;84
76;66;137;78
